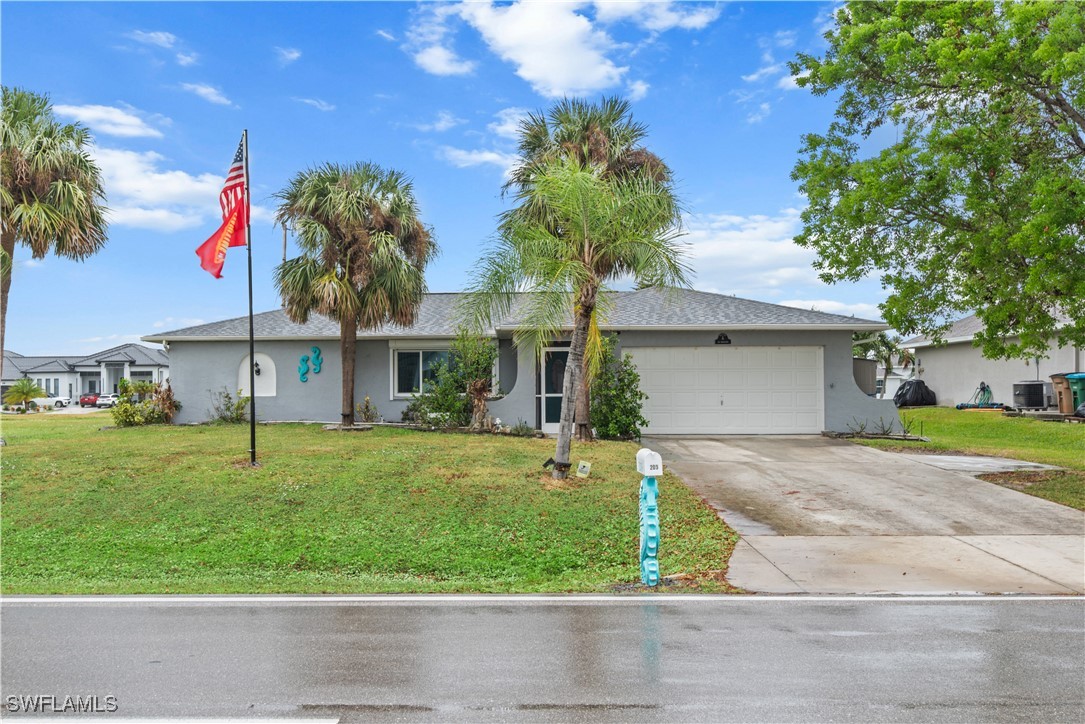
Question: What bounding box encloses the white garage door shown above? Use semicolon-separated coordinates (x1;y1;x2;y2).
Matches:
626;346;824;435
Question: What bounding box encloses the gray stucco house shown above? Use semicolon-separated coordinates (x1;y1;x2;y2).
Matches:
903;314;1084;407
142;287;896;434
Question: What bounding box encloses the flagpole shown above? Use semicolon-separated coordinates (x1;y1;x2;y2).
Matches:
243;129;257;466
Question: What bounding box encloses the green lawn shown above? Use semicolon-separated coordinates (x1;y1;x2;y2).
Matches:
853;407;1085;510
0;413;738;594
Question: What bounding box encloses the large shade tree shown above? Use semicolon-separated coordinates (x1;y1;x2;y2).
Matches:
790;1;1085;360
466;158;688;479
503;96;675;435
274;162;436;427
1;87;108;362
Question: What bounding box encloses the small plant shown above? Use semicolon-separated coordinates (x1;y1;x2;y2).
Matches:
209;388;250;424
508;418;535;437
590;336;649;441
899;413;915;436
846;417;868;435
356;395;381;423
402;361;470;428
873;417;896;435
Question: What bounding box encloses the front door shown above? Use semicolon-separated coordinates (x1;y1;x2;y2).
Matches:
539;348;569;435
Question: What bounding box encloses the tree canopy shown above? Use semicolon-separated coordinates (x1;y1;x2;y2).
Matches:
790;1;1084;359
274;162;436;427
1;86;108;362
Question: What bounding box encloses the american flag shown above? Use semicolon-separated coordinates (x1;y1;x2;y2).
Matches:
195;133;248;278
219;137;248;234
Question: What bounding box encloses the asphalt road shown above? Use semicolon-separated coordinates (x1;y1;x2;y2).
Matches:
2;596;1083;723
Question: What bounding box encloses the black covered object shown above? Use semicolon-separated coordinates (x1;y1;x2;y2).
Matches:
1075;402;1085;418
894;379;937;407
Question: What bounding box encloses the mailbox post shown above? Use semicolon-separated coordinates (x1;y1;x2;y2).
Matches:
636;448;662;586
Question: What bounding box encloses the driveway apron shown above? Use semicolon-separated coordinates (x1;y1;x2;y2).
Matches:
645;436;1085;594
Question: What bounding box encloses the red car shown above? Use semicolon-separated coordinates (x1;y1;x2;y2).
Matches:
79;393;100;408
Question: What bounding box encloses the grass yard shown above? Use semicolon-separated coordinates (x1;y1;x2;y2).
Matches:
853;407;1085;510
0;413;738;594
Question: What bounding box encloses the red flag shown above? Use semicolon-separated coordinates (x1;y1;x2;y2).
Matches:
195;136;248;278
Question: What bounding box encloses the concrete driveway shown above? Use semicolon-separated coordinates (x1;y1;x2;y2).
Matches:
646;436;1085;594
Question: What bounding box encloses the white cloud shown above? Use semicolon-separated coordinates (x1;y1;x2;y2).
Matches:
777;68;811;91
53;104;164;138
294;97;336;112
592;1;722;31
407;4;477;76
376;29;396;42
23;259;43;269
747;102;772;123
176;52;199;66
459;2;626;98
180;83;234;106
627;79;650;101
275;46;301;65
683;208;822;298
414;110;465;132
779;299;883;320
438;146;519;178
127;30;176;48
414;45;477;76
91;146;223;231
78;333;145;346
487;107;529;139
742;64;783;83
774;29;798;47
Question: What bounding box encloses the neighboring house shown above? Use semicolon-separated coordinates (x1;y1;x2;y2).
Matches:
143;287;897;434
903;314;1083;406
1;344;170;399
875;366;914;400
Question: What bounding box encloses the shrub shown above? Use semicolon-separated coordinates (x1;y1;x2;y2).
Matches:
509;418;535;437
209;388;250;424
402;361;470;427
110;382;181;427
590;335;649;440
356;395;381;423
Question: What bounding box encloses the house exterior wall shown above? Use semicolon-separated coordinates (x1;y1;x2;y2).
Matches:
916;341;1083;407
168;329;898;433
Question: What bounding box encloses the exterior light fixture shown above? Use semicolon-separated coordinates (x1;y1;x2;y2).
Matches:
254;361;261;376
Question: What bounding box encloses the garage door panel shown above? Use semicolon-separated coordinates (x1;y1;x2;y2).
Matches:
629;346;823;435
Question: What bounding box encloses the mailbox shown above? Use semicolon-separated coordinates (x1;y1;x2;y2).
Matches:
636;448;662;477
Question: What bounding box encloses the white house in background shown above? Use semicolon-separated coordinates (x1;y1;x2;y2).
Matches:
1;343;170;399
875;366;914;400
903;314;1083;406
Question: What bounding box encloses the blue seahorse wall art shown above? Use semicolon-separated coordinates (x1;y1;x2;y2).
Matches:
298;355;309;383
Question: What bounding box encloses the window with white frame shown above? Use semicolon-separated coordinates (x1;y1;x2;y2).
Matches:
394;350;453;396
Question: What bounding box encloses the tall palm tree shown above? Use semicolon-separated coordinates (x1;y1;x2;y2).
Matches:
466;158;689;479
274;162;436;427
0;87;108;362
503;96;675;437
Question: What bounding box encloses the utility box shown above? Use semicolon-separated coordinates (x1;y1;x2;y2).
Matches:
636;448;662;477
1050;373;1074;414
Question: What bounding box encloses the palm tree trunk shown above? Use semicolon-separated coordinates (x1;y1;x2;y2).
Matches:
1;230;15;364
575;360;592;441
340;316;358;428
554;309;592;479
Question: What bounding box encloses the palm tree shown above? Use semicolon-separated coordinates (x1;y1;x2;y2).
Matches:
0;87;108;362
503;96;675;437
3;378;45;412
466;158;688;479
274;162;436;428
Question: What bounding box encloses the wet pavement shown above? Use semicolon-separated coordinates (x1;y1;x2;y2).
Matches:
645;436;1085;594
1;596;1082;722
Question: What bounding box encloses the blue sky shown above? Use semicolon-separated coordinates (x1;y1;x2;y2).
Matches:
3;0;884;356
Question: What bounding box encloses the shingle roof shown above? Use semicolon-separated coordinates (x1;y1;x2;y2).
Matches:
71;343;169;367
145;288;886;341
903;311;1073;348
2;354;82;378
